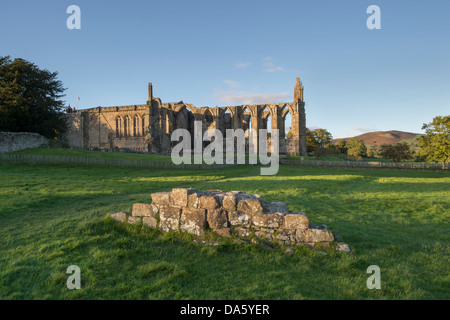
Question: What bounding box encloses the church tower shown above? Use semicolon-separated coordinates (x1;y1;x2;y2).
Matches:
294;77;307;155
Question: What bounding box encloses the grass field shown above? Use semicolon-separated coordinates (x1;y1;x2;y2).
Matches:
9;147;174;162
0;154;449;299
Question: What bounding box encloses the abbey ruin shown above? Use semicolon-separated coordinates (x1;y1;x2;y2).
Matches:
63;78;307;155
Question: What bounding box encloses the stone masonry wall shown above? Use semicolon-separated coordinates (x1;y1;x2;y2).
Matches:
0;131;49;153
110;188;350;251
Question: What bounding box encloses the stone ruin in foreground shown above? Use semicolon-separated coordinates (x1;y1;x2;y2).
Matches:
110;188;350;252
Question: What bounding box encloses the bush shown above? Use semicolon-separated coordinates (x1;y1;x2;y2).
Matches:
314;145;342;157
379;142;412;162
346;138;367;160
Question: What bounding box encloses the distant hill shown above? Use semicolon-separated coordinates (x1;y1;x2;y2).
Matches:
334;130;422;146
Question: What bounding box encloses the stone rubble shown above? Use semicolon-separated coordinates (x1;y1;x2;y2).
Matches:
110;188;350;252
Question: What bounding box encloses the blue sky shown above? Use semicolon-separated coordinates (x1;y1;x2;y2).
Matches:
1;0;449;138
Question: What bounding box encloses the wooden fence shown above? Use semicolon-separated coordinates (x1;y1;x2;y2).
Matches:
0;154;236;170
280;158;449;170
1;154;447;171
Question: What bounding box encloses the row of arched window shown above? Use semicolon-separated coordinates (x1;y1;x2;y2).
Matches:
116;115;145;138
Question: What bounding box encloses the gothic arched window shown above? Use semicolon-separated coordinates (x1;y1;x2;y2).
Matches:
116;117;122;138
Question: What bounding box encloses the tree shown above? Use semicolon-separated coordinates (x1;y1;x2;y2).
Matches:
305;128;334;154
418;115;450;165
379;142;412;162
305;128;318;153
336;140;348;154
311;128;333;148
346;138;367;160
366;145;380;158
0;56;67;139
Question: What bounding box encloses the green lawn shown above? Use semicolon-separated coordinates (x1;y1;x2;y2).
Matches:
9;148;259;164
0;159;449;299
9;147;173;162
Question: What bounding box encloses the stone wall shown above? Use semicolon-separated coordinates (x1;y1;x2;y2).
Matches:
63;105;149;152
110;188;350;252
0;131;49;153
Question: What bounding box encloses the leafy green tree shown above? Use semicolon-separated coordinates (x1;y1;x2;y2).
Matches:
346;137;367;160
379;142;412;162
305;128;318;153
418;115;450;165
305;128;334;154
0;56;67;139
311;128;333;147
367;145;381;158
336;140;348;154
